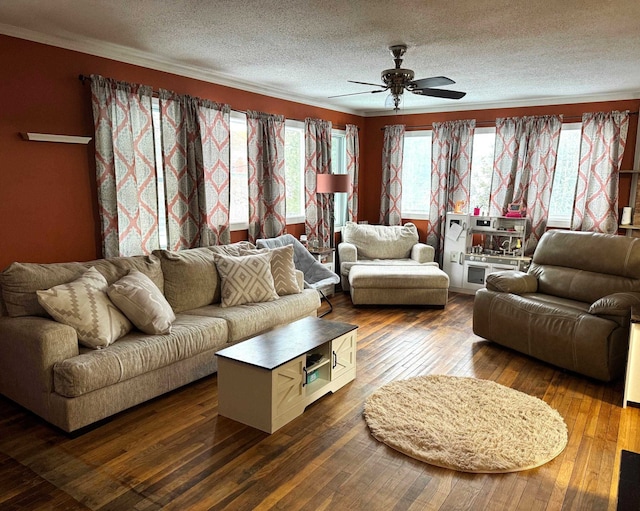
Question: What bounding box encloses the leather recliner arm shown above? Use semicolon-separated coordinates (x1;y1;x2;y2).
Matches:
589;292;640;325
485;270;538;294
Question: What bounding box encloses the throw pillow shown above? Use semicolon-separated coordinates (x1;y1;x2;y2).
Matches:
36;267;132;349
214;252;279;307
267;244;301;296
107;270;176;334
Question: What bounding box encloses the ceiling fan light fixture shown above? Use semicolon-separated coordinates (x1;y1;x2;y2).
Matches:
331;43;466;111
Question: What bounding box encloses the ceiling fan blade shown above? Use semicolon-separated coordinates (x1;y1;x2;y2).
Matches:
409;76;455;88
412;87;466;100
348;80;386;88
328;89;387;98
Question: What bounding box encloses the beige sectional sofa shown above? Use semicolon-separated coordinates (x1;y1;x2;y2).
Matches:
0;242;320;432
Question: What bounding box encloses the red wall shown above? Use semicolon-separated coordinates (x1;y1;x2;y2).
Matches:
361;101;640;238
1;33;638;268
0;35;363;269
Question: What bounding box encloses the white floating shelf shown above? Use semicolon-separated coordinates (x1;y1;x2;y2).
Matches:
21;133;92;144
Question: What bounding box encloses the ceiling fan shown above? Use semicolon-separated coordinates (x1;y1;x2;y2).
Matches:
330;44;466;111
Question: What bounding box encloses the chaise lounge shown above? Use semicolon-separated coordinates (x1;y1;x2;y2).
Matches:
338;222;449;306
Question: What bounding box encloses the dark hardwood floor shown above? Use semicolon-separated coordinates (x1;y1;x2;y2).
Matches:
1;291;638;510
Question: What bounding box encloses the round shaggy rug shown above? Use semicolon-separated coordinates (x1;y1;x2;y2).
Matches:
363;375;568;473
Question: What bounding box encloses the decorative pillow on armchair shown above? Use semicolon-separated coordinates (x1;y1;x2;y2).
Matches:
36;267;132;349
214;252;279;307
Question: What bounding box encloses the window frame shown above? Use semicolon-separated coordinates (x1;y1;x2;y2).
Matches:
331;129;348;230
468;126;497;217
400;129;432;220
547;122;582;228
284;119;306;225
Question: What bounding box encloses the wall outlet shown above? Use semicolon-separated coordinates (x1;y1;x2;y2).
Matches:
450;251;459;262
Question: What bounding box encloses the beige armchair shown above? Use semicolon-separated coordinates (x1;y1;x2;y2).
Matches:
338;222;437;291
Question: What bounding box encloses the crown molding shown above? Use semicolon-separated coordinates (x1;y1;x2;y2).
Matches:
0;23;361;116
361;90;640;117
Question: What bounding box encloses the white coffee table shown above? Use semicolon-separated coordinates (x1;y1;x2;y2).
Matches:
216;316;358;433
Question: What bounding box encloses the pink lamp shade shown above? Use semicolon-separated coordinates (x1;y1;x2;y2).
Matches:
316;173;350;193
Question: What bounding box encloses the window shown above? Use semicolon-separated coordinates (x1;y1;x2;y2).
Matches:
331;130;348;228
151;98;167;249
401;131;432;219
466;124;580;227
469;128;495;215
548;123;581;227
229;112;249;228
285;121;305;223
149;106;312;240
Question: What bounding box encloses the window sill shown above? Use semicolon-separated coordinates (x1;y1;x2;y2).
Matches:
547;218;571;229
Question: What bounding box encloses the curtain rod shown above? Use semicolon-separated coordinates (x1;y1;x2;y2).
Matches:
382;111;639;131
78;74;354;131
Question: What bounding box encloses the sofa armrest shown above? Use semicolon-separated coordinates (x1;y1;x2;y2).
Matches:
589;292;640;319
294;269;304;291
485;271;538;294
0;316;79;394
411;243;435;264
338;242;357;266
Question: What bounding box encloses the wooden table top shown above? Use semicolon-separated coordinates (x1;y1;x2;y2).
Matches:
216;316;357;370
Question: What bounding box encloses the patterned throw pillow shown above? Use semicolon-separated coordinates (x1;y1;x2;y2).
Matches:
214;252;279;307
268;245;301;296
107;270;176;334
36;267;132;349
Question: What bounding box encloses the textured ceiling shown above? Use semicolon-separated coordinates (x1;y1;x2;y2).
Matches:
1;0;639;115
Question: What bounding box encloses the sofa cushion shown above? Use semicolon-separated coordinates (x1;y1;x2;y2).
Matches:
37;267;132;349
342;222;419;259
0;256;163;318
208;241;256;257
529;230;640;303
53;314;228;398
184;289;320;342
341;259;438;277
473;288;624;381
107;270;176;335
214;252;279;307
153;242;258;313
154;247;220;313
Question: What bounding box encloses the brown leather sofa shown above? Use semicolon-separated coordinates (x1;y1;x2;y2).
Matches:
473;230;640;381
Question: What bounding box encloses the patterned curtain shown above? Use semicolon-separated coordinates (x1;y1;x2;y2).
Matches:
489;115;562;253
571;111;629;233
427;119;476;264
90;75;159;257
159;90;231;249
305;118;332;247
379;125;405;226
246;111;286;243
345;124;360;222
